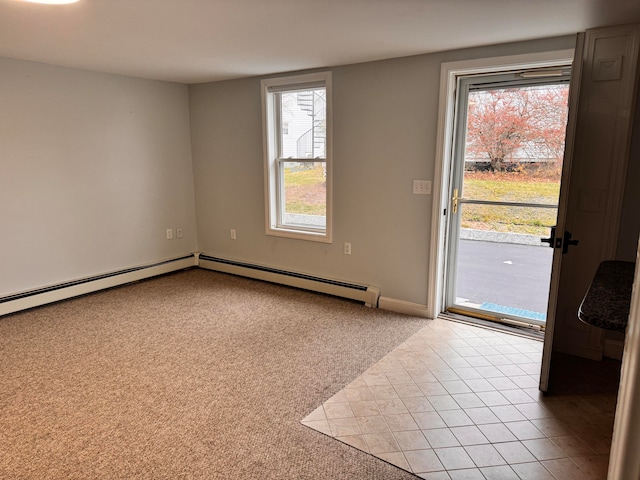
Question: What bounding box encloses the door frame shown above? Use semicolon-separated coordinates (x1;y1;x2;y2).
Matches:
428;49;576;321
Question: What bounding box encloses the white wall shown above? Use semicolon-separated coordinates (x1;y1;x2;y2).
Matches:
0;57;197;296
189;36;576;307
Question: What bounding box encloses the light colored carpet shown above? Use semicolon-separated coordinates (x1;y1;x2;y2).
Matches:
0;268;429;479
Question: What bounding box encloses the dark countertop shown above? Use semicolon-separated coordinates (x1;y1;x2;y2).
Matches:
578;260;636;332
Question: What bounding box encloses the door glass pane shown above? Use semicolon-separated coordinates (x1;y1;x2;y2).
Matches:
456;205;556;320
461;203;558;236
463;84;568;204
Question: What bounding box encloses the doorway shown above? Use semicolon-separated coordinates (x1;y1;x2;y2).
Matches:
444;70;571;328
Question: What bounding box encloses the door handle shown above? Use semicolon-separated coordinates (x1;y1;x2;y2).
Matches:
452;188;461;214
541;226;563;248
562;230;579;254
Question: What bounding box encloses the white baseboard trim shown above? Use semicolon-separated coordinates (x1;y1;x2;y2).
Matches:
604;339;625;361
198;255;380;307
0;254;197;317
378;297;430;318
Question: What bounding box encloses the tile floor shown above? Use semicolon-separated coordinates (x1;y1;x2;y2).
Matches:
302;318;617;479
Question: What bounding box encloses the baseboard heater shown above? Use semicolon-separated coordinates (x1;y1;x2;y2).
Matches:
198;255;380;308
0;254;197;317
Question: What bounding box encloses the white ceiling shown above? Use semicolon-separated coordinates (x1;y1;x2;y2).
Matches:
1;0;639;84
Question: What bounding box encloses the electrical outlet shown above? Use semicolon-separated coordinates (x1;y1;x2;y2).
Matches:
230;229;236;240
166;228;173;240
413;180;432;195
344;242;351;255
176;228;183;239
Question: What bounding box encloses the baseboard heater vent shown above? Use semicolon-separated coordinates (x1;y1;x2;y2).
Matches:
0;254;196;317
198;255;380;308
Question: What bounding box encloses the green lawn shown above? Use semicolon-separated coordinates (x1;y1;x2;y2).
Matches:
282;167;560;235
461;177;560;235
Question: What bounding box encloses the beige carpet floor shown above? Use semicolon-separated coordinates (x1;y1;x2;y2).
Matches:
0;268;430;479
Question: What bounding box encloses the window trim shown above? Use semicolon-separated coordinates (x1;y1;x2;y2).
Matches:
261;72;333;243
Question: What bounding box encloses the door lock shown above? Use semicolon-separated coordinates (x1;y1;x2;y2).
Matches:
452;188;461;214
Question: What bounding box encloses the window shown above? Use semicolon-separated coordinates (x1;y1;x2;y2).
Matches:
261;72;332;242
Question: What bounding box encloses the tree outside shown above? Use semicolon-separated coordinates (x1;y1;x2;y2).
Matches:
462;83;570;236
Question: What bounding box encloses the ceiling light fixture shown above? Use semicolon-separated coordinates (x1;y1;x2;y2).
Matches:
24;0;80;4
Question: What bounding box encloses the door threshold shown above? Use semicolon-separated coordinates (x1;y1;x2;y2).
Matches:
441;310;545;341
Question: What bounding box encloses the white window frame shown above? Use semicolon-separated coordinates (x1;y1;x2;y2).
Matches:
261;72;332;243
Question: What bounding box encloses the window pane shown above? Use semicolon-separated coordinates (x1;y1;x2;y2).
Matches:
281;161;326;229
279;88;326;159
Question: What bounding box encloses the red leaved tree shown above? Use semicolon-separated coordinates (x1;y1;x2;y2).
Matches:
465;85;569;172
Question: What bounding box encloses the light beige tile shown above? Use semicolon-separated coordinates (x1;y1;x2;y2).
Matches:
447;468;485;479
479;465;519;479
369;385;400;400
487;376;519;390
478;422;517;443
511;375;539;389
323;401;354;419
510;461;555;480
529;417;573;437
418;382;449;396
439;409;474;427
301;419;332;436
402;396;435;413
377;398;410;415
325;390;349;403
453;367;483;380
435;446;476;470
497;364;527;376
490;405;527;422
357;415;390;434
515;402;554;420
501;389;536;405
412;411;447;429
363;431;400;454
493;440;537;464
377;451;411;470
385;370;414;384
417;471;451;480
428;395;460;411
384;413;420;432
465;356;493;367
394;383;425;398
485;355;513;366
349;400;380;417
343;386;374;402
541;458;588;480
404;448;445;474
475;366;505;378
442;380;472;394
504;420;545;440
464;378;495;393
423;427;460;448
522;438;567;461
450;425;489;446
362;373;390;387
570;454;609;480
328;417;361;437
451;392;484;409
407;369;438;383
393;429;430;450
464;444;506;467
336;434;369;453
476;390;510;406
303;405;326;422
431;368;461;382
549;435;595;457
